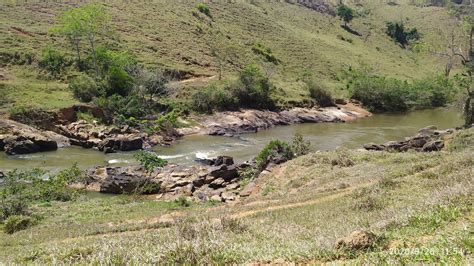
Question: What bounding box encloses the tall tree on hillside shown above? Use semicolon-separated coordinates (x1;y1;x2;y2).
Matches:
195;5;234;81
53;3;114;76
52;12;84;69
461;14;474;126
336;5;354;27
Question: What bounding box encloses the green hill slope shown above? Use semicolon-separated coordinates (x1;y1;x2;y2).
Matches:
0;0;463;111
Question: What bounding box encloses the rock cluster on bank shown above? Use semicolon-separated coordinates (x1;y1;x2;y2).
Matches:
186;102;370;136
179;101;371;136
363;126;454;152
0;104;180;155
0;119;68;155
82;156;254;202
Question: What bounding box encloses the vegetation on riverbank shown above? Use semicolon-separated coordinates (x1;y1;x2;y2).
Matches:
0;127;471;264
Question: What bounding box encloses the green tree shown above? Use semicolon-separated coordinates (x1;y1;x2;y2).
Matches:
52;9;85;68
53;4;114;76
336;5;354;26
386;22;420;48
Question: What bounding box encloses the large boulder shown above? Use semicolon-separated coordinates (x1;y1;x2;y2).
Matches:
3;135;57;155
86;166;159;194
422;140;444;152
334;230;377;251
208;164;238;182
98;135;143;153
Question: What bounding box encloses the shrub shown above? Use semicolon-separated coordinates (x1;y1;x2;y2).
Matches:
133;180;161;195
291;133;311;157
76;111;95;122
95;94;145;119
235;64;276;109
344;67;455;112
306;80;335;107
191;65;276;113
410;75;453;107
252;43;280;64
196;3;211;18
386;21;420;48
175;196;191;207
256;140;294;170
344;69;409;112
39;47;65;77
0;195;28;222
3;215;34;234
350;75;408;112
69;74;101;102
134;151;168;172
35;165;84;202
337;5;354;26
105;66;134;97
95;48;136;96
192;85;238;113
155;110;185;130
330;149;355;167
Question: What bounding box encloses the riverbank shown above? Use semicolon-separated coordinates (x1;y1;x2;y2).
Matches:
0;102;370;156
178;101;371;136
0;127;472;264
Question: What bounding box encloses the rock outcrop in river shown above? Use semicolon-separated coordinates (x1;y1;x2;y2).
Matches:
363;126;455;152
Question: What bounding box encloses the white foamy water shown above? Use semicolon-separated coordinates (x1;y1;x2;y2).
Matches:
108;159;131;164
158;154;185;159
195;151;215;159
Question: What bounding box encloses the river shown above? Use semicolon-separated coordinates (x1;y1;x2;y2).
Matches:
0;108;464;172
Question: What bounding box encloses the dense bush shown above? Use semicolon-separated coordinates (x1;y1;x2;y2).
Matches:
350;75;409;112
252;43;280;64
134;151;168;172
196;3;211;18
256;140;294;170
291;133;311;157
410;75;454;107
3;215;34;234
95;94;145;120
39;47;65;77
344;68;453;112
192;85;239;113
0;166;84;223
95;48;136;96
191;65;276;113
306;80;335;107
234;64;276;109
0;195;28;222
386;22;420;48
69;74;101;102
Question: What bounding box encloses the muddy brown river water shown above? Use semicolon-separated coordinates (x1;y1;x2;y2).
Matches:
0;108;464;172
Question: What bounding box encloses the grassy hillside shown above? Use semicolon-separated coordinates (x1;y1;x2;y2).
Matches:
0;0;463;113
0;128;472;264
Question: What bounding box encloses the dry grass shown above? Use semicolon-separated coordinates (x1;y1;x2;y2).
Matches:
0;0;462;110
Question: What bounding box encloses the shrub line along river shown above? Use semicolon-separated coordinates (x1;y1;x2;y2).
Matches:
0;108;463;172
